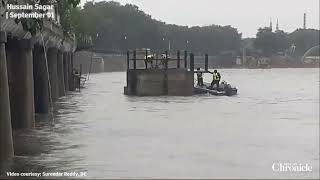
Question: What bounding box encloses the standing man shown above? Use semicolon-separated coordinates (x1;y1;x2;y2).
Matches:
196;68;204;86
209;69;221;90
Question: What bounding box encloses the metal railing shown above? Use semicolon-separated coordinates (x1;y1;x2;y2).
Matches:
127;50;197;71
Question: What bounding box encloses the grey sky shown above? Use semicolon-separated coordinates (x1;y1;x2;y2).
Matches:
81;0;319;38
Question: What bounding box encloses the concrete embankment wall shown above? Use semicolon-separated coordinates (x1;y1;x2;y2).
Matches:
0;28;76;161
74;51;107;74
269;55;318;68
74;51;147;73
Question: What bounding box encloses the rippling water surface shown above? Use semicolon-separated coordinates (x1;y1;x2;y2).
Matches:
1;68;319;179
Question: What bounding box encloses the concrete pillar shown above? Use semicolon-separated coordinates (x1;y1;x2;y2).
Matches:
0;31;14;160
33;46;49;114
69;53;75;91
47;48;59;100
6;39;35;129
63;52;69;92
57;51;65;97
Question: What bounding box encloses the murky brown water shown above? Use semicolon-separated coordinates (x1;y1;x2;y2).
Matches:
1;68;319;179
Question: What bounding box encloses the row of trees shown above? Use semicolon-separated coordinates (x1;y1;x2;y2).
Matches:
70;1;319;57
253;27;319;57
71;1;242;55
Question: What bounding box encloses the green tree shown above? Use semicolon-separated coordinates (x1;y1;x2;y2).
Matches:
71;1;242;54
274;30;290;53
254;27;276;56
289;29;320;56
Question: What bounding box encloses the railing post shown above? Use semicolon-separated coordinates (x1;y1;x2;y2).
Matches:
205;54;208;72
145;49;148;69
79;64;82;92
155;52;158;67
127;50;130;70
164;51;168;95
184;50;187;68
165;50;168;70
177;50;180;68
133;50;136;70
190;53;194;72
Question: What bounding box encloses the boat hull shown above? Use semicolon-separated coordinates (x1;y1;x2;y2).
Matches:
194;83;238;96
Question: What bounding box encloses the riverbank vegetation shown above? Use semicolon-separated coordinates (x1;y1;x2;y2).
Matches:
71;1;241;55
253;28;319;57
71;1;319;57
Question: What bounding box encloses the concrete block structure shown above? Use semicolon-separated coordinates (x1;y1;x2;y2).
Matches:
125;50;195;96
167;69;194;96
134;69;166;96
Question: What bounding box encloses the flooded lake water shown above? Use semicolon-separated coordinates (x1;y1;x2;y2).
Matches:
0;68;319;179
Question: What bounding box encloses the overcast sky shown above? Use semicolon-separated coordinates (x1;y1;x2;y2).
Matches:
81;0;319;38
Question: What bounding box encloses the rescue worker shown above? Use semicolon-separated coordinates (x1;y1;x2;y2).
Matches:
210;69;221;90
196;68;204;86
220;81;225;90
145;54;154;68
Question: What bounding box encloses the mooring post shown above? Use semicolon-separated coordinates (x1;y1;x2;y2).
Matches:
177;50;180;68
190;53;194;72
184;50;187;68
0;31;14;160
79;64;82;92
127;50;130;70
133;50;136;70
145;49;148;69
205;54;208;72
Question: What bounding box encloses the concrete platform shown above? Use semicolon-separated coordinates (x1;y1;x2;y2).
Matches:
125;69;194;96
